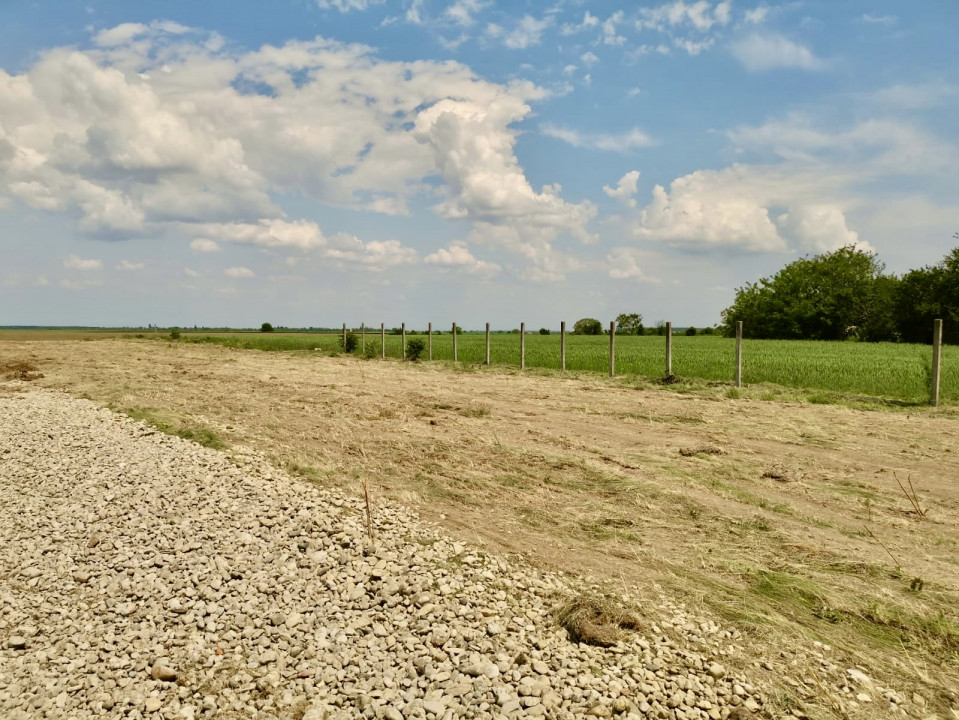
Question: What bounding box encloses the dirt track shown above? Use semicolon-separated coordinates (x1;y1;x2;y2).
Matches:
3;337;958;718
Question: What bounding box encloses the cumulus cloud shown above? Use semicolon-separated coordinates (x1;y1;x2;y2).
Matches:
561;12;599;36
117;260;144;270
445;0;487;27
486;15;553;49
317;0;384;12
860;14;897;26
606;247;650;280
637;1;733;32
424;243;501;276
64;254;103;270
731;34;824;72
603;170;641;207
189;239;220;253
183;268;201;278
542;125;653;151
0;23;590;278
223;266;255;278
744;7;769;24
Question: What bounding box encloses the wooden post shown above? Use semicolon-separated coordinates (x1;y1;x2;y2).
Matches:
931;318;943;407
342;322;347;349
428;322;432;361
485;323;490;365
402;322;407;361
380;323;385;359
735;321;743;388
560;321;566;371
361;322;365;354
665;322;672;377
520;322;525;370
452;322;458;362
609;320;616;377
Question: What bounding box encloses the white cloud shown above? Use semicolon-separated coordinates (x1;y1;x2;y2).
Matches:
776;205;864;254
223;266;255;279
602;11;626;46
627;87;642;96
871;82;959;110
0;24;590;279
542;125;654;151
638;1;733;32
64;254;103;270
731;34;824;72
603;170;641;207
445;0;487;27
117;260;144;271
561;11;599;36
580;51;599;67
424;243;501;276
190;239;221;253
674;37;715;55
183;268;200;278
860;14;897;26
317;0;384;12
59;278;102;290
487;15;553;49
606;247;649;280
744;7;769;24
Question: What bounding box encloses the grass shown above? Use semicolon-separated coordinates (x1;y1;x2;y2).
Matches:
171;331;958;404
117;406;226;449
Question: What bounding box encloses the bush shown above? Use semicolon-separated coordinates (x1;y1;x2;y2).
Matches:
362;343;378;360
341;331;359;353
685;326;697;336
260;322;274;333
169;327;181;340
539;328;551;335
406;338;426;361
573;318;603;335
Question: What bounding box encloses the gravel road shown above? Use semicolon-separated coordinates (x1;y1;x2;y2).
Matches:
0;384;767;720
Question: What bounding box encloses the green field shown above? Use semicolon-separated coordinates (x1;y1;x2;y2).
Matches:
177;330;956;404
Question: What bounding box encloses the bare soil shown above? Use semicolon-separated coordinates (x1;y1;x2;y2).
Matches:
4;337;958;719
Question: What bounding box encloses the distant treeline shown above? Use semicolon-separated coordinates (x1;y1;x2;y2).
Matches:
721;245;959;344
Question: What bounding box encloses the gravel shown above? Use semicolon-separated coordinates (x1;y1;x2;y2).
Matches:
0;384;770;720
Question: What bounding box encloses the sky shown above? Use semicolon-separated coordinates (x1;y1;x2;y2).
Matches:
1;0;957;329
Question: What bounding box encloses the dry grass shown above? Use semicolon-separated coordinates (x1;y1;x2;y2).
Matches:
555;594;643;647
3;337;958;719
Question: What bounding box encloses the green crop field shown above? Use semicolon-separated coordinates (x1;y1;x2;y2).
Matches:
176;330;957;405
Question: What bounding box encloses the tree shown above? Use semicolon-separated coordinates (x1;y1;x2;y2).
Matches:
685;326;697;336
260;322;274;333
894;247;959;344
615;313;644;335
720;246;895;341
538;328;551;335
573;318;603;335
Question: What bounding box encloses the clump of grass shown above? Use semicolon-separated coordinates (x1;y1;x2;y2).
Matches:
0;360;44;381
556;594;642;647
120;407;226;449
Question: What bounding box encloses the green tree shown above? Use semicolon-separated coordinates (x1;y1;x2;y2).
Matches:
685;326;697;336
573;318;603;335
614;313;644;335
720;246;895;341
894;246;959;344
538;328;551;335
406;338;426;361
260;322;274;333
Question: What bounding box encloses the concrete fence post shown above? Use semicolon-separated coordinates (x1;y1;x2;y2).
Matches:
485;323;490;365
342;323;347;349
560;321;566;371
735;321;743;388
402;322;407;361
361;322;365;354
428;322;432;361
452;322;458;362
931;318;943;406
609;320;616;377
520;322;525;370
665;322;673;377
380;323;385;359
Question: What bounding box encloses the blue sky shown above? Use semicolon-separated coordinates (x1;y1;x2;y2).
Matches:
1;0;957;329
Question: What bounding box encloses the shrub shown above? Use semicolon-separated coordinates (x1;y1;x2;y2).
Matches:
169;327;181;340
261;322;274;333
406;338;426;361
362;343;378;360
685;326;697;336
341;331;359;353
539;328;551;335
573;318;602;335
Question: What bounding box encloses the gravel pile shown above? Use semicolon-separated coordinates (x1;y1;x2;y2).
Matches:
0;384;767;720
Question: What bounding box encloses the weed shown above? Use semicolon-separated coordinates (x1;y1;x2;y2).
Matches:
119;407;226;449
894;472;926;518
340;331;359;354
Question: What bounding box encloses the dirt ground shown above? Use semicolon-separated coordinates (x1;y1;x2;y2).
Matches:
3;337;958;719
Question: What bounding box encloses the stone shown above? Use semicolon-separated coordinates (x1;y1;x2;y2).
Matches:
7;636;27;650
150;665;177;682
707;663;726;679
145;697;162;712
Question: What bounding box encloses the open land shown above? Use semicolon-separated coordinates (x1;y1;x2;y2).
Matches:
1;334;958;720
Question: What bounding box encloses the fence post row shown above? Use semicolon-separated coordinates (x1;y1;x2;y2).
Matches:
665;322;672;376
560;321;566;371
735;321;743;388
380;323;385;359
931;318;943;407
452;322;458;362
609;321;616;377
520;322;525;370
485;323;491;366
428;322;433;361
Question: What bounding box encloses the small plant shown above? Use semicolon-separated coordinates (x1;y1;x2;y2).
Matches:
260;322;274;333
894;472;926;518
406;337;426;361
341;331;359;353
362;343;378;360
169;327;181;340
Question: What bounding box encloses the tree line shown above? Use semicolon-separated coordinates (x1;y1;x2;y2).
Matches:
720;243;958;344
